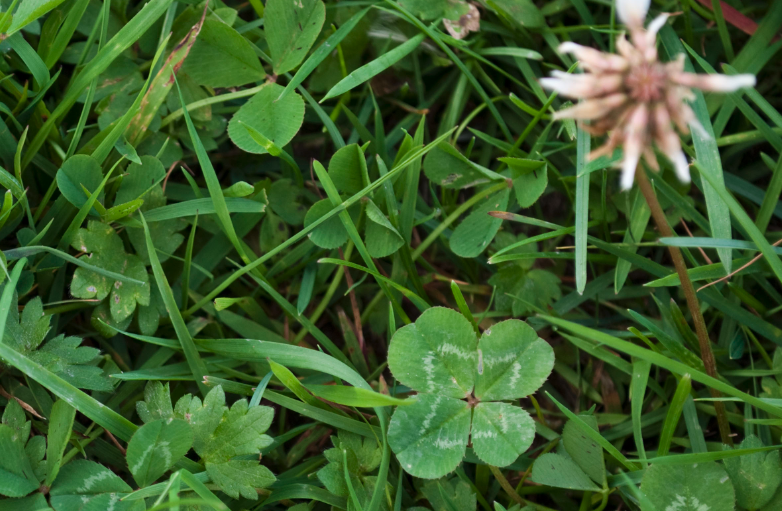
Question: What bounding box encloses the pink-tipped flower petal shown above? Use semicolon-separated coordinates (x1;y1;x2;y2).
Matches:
620;105;648;190
653;105;691;183
616;0;650;28
558;42;628;72
671;72;756;92
552;94;628;120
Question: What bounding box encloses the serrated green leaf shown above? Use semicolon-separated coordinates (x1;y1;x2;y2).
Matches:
4;295;112;391
136;381;175;424
188;386;276;499
49;459;143;511
387;307;477;399
70;221;150;323
0;423;38;497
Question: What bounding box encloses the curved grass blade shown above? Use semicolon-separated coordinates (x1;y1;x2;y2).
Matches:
305;384;414;408
280;7;371;102
322;33;425;101
23;0;174;169
541;314;782;419
4;245;145;285
182;128;456;316
140;212;209;396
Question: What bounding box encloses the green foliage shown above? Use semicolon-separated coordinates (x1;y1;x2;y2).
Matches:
228;83;306;155
641;462;736;511
265;0;326;75
2;0;782;510
724;436;782;510
69;221;150;332
126;419;193;487
3;295;112;391
387;307;552;478
530;415;605;491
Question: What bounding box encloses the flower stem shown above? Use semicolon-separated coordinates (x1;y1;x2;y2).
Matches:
635;167;733;446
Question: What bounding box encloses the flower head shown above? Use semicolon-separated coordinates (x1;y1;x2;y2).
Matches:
541;0;756;189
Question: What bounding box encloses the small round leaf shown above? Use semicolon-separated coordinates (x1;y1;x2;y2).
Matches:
471;402;535;467
388;393;471;479
474;319;554;401
228;83;305;155
388;307;477;398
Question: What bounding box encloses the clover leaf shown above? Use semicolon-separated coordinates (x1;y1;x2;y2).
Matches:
529;415;605;492
49;459;144;511
387;307;554;478
724;435;781;510
70;221;150;324
117;156;186;266
640;462;735;511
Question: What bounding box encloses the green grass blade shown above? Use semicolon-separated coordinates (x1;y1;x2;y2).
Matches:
280;7;371;102
657;374;691;457
140;212;209;396
322;33;425;101
22;0;174;169
660;26;733;273
631;360;651;465
575;127;590;294
694;161;782;286
540;314;782;418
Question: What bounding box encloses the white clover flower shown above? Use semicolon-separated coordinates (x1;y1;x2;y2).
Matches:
541;0;756;189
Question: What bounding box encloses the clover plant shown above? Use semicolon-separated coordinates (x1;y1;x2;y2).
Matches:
387;307;554;478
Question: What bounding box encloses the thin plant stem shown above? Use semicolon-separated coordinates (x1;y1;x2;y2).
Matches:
635;167;733;445
489;465;525;506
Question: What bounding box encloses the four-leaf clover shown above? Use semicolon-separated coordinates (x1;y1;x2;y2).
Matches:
387;307;554;478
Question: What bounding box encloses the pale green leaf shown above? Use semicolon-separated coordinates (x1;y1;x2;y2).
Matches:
474;318;553;401
227;83;305;155
470;402;535;467
126;419;193;487
387;394;471;479
530;453;600;491
387;307;477;399
641;462;735;511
